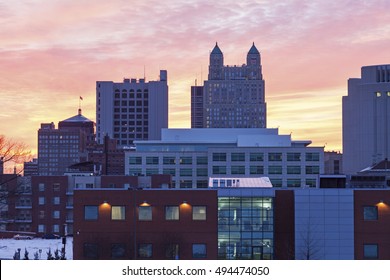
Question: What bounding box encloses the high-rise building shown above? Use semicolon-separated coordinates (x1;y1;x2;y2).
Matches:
96;70;168;147
343;64;390;174
23;158;38;177
37;110;95;175
191;85;204;128
191;43;266;128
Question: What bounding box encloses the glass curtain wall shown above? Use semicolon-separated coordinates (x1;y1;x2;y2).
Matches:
218;197;273;259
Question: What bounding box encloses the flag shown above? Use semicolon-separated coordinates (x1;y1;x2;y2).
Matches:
80;96;83;100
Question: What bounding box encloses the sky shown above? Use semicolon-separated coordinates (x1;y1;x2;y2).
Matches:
1;0;390;161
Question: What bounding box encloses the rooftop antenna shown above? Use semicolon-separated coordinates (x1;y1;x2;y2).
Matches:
201;64;203;85
143;65;146;80
78;96;83;115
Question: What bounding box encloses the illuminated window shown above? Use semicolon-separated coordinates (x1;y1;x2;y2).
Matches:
139;206;152;221
193;206;207;220
111;206;125;220
376;92;381;97
165;206;179;220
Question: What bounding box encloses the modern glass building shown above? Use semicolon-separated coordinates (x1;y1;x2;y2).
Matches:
217;196;274;259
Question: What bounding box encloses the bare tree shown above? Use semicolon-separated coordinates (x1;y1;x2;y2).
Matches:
296;219;322;260
0;134;31;173
0;135;31;229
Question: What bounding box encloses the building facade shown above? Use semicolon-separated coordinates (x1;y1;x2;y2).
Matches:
343;64;390;174
96;70;168;147
72;184;390;260
125;128;324;188
190;85;204;128
37;110;95;176
194;43;266;128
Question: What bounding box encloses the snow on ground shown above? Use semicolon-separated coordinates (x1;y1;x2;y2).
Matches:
0;237;73;260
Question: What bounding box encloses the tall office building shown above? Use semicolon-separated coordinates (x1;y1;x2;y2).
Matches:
191;43;266;128
191;85;204;128
96;70;168;147
37;110;95;175
343;64;390;174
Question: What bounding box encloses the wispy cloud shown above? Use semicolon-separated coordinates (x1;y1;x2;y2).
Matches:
0;0;389;153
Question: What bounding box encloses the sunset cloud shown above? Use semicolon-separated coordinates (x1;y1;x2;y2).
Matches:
0;0;389;156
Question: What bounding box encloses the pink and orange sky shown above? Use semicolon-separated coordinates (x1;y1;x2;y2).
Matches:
1;0;389;158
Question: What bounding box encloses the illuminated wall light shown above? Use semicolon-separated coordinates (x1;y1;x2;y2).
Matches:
140;201;150;207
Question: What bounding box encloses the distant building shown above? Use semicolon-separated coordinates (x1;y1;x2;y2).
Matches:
190;85;204;128
125;128;324;188
191;43;266;128
87;135;125;175
0;174;172;236
343;64;390;174
0;157;3;175
96;70;168;147
37;110;95;176
324;151;343;174
23;158;38;177
349;159;390;188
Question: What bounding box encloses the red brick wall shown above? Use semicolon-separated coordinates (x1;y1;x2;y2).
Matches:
274;190;295;259
73;189;217;260
354;190;390;259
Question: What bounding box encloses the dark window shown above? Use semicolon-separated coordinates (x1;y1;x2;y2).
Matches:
111;243;126;259
363;244;378;259
138;244;152;258
231;153;245;161
250;152;263;161
165;244;179;259
213;153;226;162
192;244;207;258
84;243;99;259
269;153;282;161
363;206;378;220
84;206;98;220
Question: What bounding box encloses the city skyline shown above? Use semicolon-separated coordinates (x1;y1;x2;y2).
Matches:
1;0;390;158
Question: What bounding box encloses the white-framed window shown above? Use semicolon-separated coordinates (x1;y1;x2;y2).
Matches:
165;206;179;220
38;197;45;205
38;224;45;233
111;206;126;220
53;197;60;205
52;224;60;233
139;206;152;221
192;206;206;220
53;210;60;219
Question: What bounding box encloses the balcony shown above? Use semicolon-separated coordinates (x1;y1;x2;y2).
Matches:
15;217;32;223
15;203;32;209
66;203;73;209
66;188;74;195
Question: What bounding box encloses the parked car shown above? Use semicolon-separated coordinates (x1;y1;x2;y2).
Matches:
42;233;61;239
13;234;33;240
